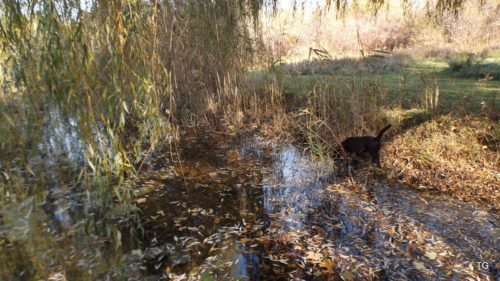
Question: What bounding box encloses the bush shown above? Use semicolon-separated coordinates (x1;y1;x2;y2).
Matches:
445;53;500;80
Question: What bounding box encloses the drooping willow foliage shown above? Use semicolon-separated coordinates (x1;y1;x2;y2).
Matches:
0;0;275;195
0;2;278;277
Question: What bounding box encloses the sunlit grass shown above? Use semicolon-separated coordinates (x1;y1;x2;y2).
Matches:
271;61;500;111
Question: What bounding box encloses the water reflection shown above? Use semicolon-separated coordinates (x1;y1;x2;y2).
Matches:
373;184;500;261
3;126;495;280
262;144;332;231
0;106;142;281
138;133;500;280
37;107;84;166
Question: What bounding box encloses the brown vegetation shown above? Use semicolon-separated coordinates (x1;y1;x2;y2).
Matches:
262;0;500;59
384;115;499;207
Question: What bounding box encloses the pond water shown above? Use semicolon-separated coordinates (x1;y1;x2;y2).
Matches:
132;131;499;281
2;126;498;280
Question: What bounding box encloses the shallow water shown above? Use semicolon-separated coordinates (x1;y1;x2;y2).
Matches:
134;131;499;281
2;127;497;280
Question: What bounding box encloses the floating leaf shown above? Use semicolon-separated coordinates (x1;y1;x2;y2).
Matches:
320;258;335;273
340;270;356;281
131;249;142;256
424;251;437;260
306;251;323;262
413;261;427;271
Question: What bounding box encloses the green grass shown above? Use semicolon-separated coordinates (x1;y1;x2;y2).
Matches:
484;49;500;63
379;72;500;109
272;59;500;112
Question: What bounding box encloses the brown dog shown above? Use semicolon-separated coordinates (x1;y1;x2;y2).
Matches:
339;125;392;167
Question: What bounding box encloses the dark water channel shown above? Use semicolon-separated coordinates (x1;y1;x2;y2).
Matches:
133;131;499;281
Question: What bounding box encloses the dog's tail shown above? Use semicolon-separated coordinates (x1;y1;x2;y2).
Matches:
375;125;392;140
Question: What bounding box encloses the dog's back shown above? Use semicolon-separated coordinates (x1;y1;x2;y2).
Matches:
341;136;376;154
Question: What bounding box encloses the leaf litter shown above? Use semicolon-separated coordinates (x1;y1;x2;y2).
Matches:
127;131;499;280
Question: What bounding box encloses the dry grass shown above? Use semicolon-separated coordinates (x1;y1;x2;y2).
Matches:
384;115;499;207
262;0;500;62
262;2;415;60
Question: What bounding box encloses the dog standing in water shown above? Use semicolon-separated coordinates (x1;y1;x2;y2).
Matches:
339;125;392;167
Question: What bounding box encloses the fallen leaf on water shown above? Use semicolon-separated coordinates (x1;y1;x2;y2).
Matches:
320;258;335;273
425;251;437;260
413;261;427;271
474;211;488;216
306;251;323;262
340;270;356;281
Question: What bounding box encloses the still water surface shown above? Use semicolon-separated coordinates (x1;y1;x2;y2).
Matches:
134;131;499;280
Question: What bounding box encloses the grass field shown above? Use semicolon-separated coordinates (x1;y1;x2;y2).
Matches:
275;58;500;112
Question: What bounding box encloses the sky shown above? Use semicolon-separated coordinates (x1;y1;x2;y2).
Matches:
277;0;328;11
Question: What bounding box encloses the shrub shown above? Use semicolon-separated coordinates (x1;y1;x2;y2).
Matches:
445;53;500;80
